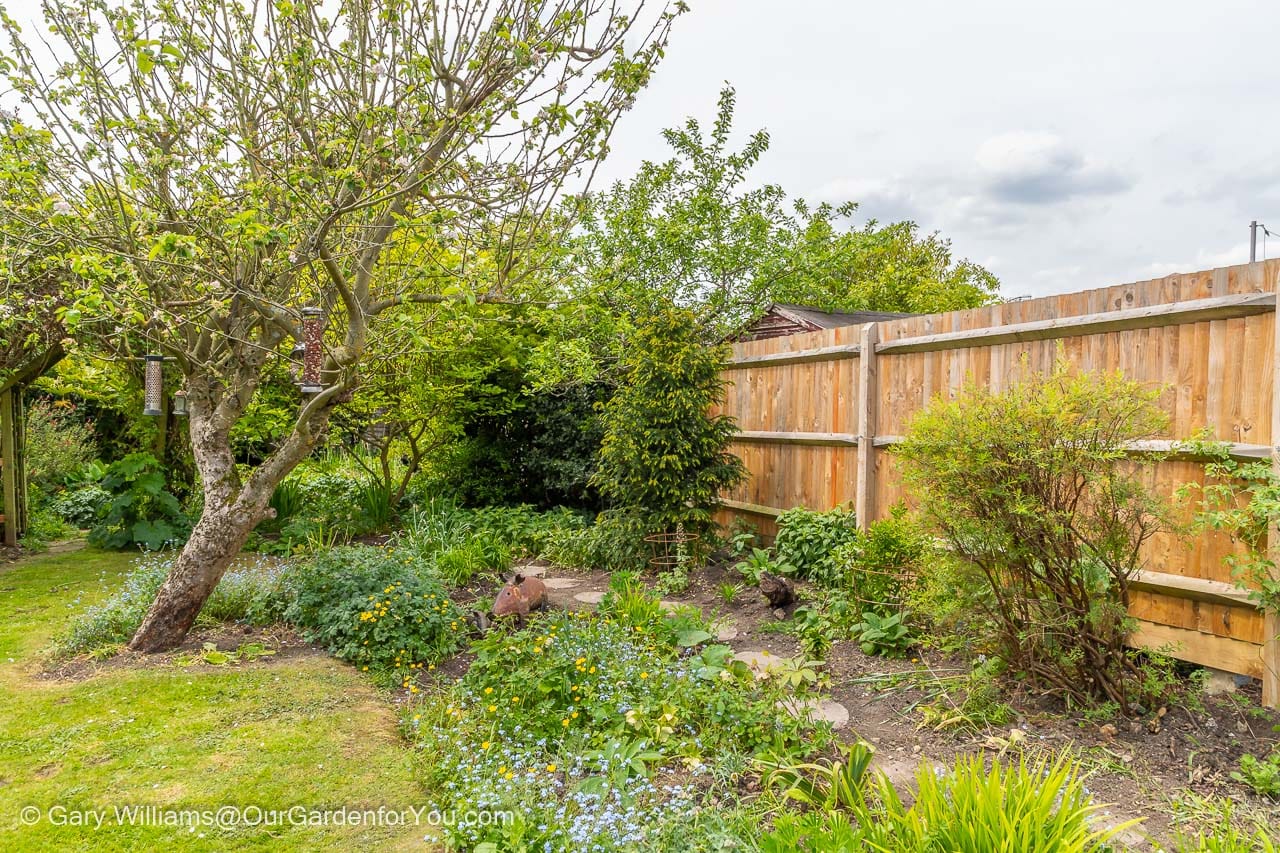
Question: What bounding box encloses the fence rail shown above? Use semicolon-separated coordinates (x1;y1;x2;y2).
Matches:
714;260;1280;707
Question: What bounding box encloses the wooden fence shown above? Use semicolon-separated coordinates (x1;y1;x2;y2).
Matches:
714;260;1280;707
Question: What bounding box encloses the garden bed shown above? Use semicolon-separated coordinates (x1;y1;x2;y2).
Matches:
424;559;1280;849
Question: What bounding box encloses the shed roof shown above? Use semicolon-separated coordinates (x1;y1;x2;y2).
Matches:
764;303;914;329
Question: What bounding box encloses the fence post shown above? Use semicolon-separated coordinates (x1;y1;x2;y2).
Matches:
1267;264;1280;707
855;322;878;531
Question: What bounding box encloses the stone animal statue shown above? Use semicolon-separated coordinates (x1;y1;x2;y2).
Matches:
492;574;547;627
758;571;796;609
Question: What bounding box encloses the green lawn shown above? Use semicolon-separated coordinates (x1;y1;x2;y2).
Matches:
0;547;434;851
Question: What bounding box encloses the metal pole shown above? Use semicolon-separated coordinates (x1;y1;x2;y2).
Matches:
1251;220;1259;263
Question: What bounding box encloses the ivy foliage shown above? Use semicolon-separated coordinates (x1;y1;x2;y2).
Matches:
593;308;744;538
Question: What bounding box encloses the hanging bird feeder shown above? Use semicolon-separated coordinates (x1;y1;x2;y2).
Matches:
172;389;188;417
143;355;165;416
299;306;324;395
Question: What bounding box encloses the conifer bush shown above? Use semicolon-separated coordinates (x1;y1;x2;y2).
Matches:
594;308;745;545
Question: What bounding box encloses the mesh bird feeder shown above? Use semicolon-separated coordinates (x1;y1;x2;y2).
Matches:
143;355;165;416
299;306;324;395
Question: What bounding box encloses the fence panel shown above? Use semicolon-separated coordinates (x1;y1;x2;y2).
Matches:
715;260;1280;705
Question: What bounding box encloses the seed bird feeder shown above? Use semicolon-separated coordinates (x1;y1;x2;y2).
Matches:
299;306;324;395
143;355;165;416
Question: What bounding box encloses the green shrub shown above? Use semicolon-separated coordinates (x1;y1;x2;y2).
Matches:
22;398;97;499
87;453;189;551
283;546;463;680
772;505;860;584
837;506;927;614
50;485;111;528
544;508;652;572
1180;441;1280;619
895;363;1170;710
594;308;745;543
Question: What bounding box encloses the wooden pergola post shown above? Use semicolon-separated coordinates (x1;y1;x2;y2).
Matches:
1;388;18;546
0;344;65;548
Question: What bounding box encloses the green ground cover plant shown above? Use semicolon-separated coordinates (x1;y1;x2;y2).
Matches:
404;573;827;850
55;553;288;657
282;546;465;685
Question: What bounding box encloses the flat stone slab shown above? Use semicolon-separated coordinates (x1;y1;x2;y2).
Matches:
573;591;606;605
517;564;547;578
658;600;683;613
541;577;580;590
712;620;739;641
779;697;850;728
733;649;786;677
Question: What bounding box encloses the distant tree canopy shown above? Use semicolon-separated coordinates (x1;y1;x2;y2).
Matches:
568;87;999;343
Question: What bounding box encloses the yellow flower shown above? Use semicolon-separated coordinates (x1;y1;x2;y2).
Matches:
488;704;497;713
640;672;649;680
510;696;520;704
410;686;418;694
484;687;494;695
547;764;557;773
482;741;492;750
562;718;569;727
571;711;579;719
575;657;586;666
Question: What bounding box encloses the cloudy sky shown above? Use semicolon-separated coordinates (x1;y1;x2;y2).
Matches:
598;0;1280;298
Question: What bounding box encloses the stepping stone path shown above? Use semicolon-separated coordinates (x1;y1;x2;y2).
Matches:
541;577;580;590
779;696;850;728
732;649;787;677
711;620;739;641
573;590;606;605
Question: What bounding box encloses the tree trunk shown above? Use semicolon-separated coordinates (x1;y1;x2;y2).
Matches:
127;501;261;652
127;373;293;653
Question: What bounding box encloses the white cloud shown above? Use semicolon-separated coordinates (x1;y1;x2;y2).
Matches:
974;132;1131;205
1137;243;1251;279
810;177;922;224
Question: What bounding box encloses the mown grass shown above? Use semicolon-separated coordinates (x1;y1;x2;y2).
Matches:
0;546;433;851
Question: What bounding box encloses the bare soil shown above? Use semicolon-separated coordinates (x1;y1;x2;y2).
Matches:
41;623;319;682
492;557;1280;848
